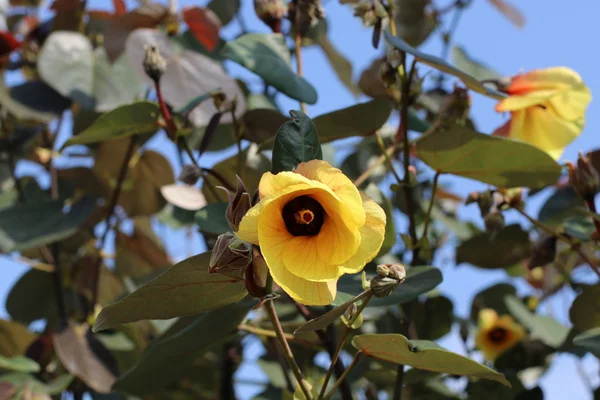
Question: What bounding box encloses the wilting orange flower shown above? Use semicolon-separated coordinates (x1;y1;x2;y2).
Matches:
494;67;591;160
475;308;526;361
236;160;386;305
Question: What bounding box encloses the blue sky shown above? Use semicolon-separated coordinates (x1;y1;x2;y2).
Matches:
1;0;599;398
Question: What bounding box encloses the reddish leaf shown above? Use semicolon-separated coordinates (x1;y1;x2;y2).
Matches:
0;382;16;400
50;0;80;12
488;0;525;28
182;6;221;52
113;0;126;15
87;10;116;20
0;31;21;56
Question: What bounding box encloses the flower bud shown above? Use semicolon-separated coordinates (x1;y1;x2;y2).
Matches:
484;210;505;239
219;176;252;232
178;164;203;186
246;247;269;298
370;276;400;298
568;152;600;202
376;264;391;277
209;233;252;275
388;264;406;282
254;0;287;33
143;45;167;83
288;0;325;37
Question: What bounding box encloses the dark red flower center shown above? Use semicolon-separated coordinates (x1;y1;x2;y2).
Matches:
487;327;508;343
282;196;325;236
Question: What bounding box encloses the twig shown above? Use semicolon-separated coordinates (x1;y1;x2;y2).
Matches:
154;79;177;139
264;300;313;399
90;137;137;308
421;172;440;241
318;292;373;400
323;352;363;400
219;342;236;400
375;131;403;187
584;199;600;236
392;364;405;400
293;3;307;114
238;324;320;347
266;337;296;393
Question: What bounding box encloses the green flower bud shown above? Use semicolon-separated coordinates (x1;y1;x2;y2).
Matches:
370;276;400;298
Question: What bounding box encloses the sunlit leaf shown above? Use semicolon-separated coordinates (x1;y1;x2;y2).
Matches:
272;110;322;174
182;7;221;52
53;322;116;393
294;292;367;334
93;252;247;332
384;31;506;100
126;29;245;127
160;184;207;211
0;355;39;373
505;295;569;348
222;33;317;104
0;320;37;358
61;101;160;149
113;301;252;395
416;127;561;188
352;334;510;386
0;373;73;396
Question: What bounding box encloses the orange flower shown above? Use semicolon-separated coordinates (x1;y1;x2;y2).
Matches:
494;67;591;160
475;309;525;361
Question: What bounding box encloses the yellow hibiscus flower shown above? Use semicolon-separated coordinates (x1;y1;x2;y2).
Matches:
236;160;386;305
493;66;592;160
475;308;526;361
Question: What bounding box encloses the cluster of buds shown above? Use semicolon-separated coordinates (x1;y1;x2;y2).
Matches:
218;176;252;232
254;0;288;33
353;0;388;27
142;45;167;83
288;0;325;37
370;263;406;298
466;188;523;238
567;151;600;203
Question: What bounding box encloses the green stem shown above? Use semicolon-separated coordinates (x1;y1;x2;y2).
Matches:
421;172;440;242
323;352;363;400
264;300;313;399
318;291;373;400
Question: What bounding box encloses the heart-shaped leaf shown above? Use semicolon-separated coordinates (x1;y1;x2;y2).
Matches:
352;334;510;387
61;101;160;149
126;29;245;127
570;284;600;332
416;127;561;188
160;184;207;211
272;110;322;173
384;31;506;100
93;251;247;332
221;33;317;104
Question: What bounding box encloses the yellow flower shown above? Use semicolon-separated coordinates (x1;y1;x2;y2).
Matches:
475;308;526;361
236;160;386;305
493;67;591;160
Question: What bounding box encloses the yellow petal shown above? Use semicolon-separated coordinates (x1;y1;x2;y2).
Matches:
547;87;591;122
295;160;366;227
508;67;587;93
477;308;498;330
282;235;343;282
495;90;558;112
314;202;361;265
340;193;386;274
236;200;267;245
259;171;332;200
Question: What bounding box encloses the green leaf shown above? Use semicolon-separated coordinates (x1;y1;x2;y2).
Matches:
470;283;517;322
450;46;501;81
456;224;531;269
352;334;510;387
416;127;561;188
0;355;40;373
384;32;506;100
337;266;443;307
271;110;322;174
194;203;230;235
570;284;600;332
174;93;213;115
113;301;252;396
221;33;317;104
93;252;247;332
504;295;569;348
0;373;74;396
4;80;71;122
207;0;239;26
294;291;367;334
61;101;160;149
318;36;361;97
413;295;454;340
573;327;600;355
313;99;393;143
364;183;396;256
563;217;595;241
0;198;96;253
94;332;135;352
538;186;584;226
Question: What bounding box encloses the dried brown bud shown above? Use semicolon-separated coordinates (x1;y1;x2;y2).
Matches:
254;0;288;32
209;233;252;275
484;210;505;239
288;0;325;37
568;152;600;202
178;164;203;186
219;176;252;232
246;247;269;298
475;190;494;217
143;45;167;82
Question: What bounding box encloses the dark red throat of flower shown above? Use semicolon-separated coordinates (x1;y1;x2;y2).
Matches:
282;195;325;236
487;327;508;344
